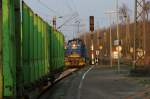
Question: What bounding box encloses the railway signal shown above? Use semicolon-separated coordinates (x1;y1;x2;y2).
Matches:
89;16;95;65
90;16;94;31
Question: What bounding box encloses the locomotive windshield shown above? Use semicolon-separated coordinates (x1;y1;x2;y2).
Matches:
65;39;86;58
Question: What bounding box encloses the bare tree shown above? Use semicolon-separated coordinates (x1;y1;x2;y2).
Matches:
119;4;131;58
144;1;150;20
119;4;128;23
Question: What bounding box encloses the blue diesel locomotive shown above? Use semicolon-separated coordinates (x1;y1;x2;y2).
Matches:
65;39;87;68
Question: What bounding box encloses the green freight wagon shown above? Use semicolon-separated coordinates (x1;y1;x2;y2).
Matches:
1;0;65;99
2;0;17;98
49;30;64;80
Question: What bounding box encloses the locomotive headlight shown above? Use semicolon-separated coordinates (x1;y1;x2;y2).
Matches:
72;44;76;48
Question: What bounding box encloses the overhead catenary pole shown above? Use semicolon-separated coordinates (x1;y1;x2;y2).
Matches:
134;0;137;68
109;14;113;68
116;0;120;72
104;11;114;68
75;20;80;38
82;19;86;45
126;14;130;57
53;16;56;30
143;0;146;63
134;0;146;68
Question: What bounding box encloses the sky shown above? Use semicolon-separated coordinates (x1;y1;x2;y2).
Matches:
24;0;135;41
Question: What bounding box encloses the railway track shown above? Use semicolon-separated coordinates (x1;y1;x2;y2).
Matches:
32;68;78;99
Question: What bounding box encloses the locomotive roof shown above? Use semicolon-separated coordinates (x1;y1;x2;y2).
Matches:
68;38;83;43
